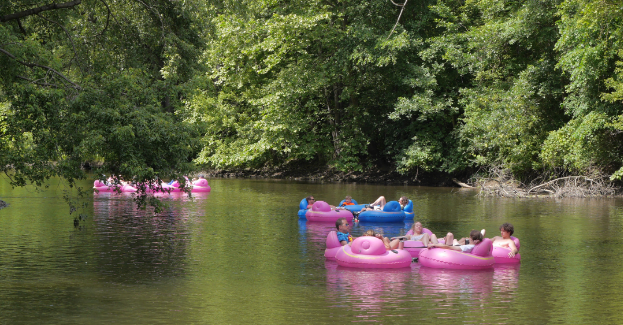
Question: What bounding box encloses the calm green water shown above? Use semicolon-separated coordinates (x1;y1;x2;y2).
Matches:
1;177;623;324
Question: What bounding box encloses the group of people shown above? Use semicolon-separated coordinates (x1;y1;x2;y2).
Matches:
103;174;206;187
307;194;517;258
166;174;206;185
306;195;410;217
335;218;519;258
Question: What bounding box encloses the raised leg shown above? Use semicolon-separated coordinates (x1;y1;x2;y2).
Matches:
370;196;386;207
389;238;401;249
421;233;431;246
382;236;392;250
443;232;454;245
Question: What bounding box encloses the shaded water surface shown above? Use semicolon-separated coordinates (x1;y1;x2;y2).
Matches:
1;177;623;323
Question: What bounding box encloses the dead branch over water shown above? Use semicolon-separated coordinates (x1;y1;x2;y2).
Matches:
469;167;617;198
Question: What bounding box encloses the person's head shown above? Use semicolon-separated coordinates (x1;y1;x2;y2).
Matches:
363;229;375;237
399;196;409;206
344;195;352;203
412;221;423;234
199;174;205;179
500;223;514;237
469;230;483;244
364;229;384;240
336;218;350;232
306;196;315;204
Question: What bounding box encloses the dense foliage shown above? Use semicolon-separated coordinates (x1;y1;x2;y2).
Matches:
0;0;203;190
2;0;623;189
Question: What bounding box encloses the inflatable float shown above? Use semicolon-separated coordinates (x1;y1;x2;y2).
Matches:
334;236;412;268
93;180;137;193
324;230;342;260
418;238;494;269
492;236;521;264
358;201;406;223
93;178;211;193
337;199;367;213
298;198;310;219
306;201;353;223
187;178;211;192
402;227;434;258
403;200;414;220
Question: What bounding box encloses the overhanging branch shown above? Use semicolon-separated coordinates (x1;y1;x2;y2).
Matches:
36;13;77;67
386;0;408;40
0;47;81;90
0;0;82;23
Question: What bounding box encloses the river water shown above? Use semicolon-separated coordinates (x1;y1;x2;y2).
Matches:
1;177;622;323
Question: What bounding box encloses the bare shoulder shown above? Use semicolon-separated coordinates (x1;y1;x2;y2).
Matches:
492;237;513;247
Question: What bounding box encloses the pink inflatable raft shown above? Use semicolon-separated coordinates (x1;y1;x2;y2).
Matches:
418;238;494;269
334;235;412;268
492;236;521;264
324;231;343;260
306;201;353;223
93;178;211;193
403;228;435;258
93;180;137;193
186;178;211;192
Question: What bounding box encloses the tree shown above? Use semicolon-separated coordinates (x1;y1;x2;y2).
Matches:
541;0;623;178
190;0;429;172
0;0;204;202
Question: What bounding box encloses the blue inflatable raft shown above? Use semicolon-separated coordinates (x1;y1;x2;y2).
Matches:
358;201;410;223
337;199;367;213
298;198;309;219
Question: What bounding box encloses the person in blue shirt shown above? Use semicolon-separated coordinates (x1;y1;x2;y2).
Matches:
335;218;353;246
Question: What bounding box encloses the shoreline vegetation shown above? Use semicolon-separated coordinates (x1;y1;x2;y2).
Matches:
200;165;622;198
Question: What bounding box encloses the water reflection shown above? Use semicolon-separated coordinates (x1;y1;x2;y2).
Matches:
3;177;623;323
417;266;494;300
325;260;413;314
91;193;209;283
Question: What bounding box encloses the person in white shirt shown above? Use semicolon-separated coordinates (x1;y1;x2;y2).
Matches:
427;229;484;253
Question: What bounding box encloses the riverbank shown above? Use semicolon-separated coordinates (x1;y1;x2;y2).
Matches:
201;165;469;187
200;165;622;198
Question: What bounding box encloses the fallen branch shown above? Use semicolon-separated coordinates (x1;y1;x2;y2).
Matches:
452;178;474;188
527;176;594;194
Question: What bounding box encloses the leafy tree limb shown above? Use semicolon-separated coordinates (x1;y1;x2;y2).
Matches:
0;0;82;22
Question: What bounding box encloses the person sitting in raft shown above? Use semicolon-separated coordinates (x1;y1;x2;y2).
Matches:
336;217;353;246
339;196;356;207
389;221;439;249
491;223;519;258
428;229;484;253
107;175;127;186
359;196;409;212
191;174;205;182
306;196;337;210
306;196;316;209
168;175;190;186
362;229;392;250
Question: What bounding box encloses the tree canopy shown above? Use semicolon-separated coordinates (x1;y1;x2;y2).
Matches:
1;0;203;190
2;0;623;193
